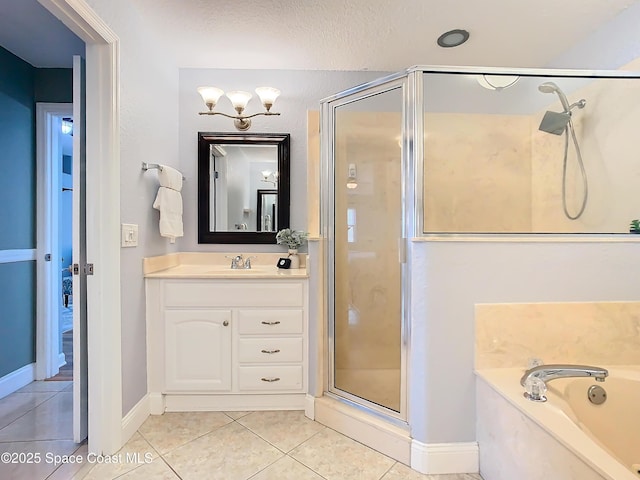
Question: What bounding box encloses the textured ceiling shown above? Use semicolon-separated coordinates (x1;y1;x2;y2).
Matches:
131;0;640;70
1;0;639;70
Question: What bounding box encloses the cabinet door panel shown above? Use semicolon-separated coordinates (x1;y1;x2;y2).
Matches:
164;310;231;392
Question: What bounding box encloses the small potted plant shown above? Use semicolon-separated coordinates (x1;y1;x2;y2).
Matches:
630;219;640;234
276;229;308;268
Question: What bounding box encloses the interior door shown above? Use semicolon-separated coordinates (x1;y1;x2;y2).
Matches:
72;55;88;442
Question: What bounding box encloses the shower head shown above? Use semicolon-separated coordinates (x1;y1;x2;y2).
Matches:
538;81;571;112
538;110;571;135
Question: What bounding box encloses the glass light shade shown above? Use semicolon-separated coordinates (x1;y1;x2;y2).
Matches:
255;87;281;111
226;91;252;112
197;86;224;108
261;170;272;179
61;118;73;135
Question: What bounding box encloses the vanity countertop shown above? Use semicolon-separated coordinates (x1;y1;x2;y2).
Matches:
143;252;308;279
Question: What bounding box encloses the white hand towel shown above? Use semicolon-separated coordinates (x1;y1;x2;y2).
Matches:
158;165;183;192
153;187;183;242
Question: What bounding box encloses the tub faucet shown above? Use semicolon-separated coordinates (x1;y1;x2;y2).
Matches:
520;364;608;401
520;364;608;387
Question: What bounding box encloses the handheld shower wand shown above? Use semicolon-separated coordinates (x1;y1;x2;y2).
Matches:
537;82;589;220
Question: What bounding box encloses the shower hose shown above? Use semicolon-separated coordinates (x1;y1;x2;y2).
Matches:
562;119;588;220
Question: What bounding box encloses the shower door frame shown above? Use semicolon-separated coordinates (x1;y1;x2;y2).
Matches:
321;71;418;424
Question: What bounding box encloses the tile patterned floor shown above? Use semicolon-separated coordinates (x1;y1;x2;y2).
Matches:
0;382;484;480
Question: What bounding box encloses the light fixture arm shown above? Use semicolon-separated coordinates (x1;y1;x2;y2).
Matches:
198;111;281;120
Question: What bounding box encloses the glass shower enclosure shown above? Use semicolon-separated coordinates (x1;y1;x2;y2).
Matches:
321;65;640;425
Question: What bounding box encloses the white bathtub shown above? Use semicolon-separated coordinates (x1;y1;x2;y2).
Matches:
476;367;640;480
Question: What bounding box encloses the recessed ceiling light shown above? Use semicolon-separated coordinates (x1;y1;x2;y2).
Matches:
437;29;470;48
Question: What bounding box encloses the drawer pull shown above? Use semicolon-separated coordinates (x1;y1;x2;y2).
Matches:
261;349;281;354
261;321;281;325
261;377;281;382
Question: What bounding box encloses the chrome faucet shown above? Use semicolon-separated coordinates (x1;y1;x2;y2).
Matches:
226;254;244;269
520;364;608;402
243;256;257;269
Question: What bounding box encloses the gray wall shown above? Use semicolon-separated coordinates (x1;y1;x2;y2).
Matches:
84;0;181;415
177;68;385;253
409;240;640;443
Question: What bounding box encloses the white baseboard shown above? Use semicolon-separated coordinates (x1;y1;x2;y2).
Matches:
411;440;479;475
121;394;150;443
163;393;306;412
0;363;35;400
304;394;315;420
58;353;67;368
149;392;165;415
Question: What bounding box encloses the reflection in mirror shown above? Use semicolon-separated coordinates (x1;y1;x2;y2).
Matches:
257;189;277;231
198;133;290;244
209;144;277;231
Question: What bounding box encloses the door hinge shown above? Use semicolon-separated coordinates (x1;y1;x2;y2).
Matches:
72;263;94;275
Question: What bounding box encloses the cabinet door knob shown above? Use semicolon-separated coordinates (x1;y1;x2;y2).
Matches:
261;321;281;325
223;320;229;326
261;349;281;354
261;377;280;382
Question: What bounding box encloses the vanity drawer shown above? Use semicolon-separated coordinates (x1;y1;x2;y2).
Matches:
238;365;303;391
238;337;303;363
238;309;303;335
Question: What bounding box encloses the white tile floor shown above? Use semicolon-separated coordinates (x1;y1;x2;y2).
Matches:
0;382;484;480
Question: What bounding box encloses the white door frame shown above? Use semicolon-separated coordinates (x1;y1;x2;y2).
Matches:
36;103;73;381
38;0;122;454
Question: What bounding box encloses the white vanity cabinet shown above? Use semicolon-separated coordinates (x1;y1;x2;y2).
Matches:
145;275;308;413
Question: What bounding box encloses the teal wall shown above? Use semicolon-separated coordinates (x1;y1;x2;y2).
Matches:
0;263;36;377
35;68;73;103
0;47;36;250
0;45;73;378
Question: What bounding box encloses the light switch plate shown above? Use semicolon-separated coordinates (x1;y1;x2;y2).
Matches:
121;223;138;247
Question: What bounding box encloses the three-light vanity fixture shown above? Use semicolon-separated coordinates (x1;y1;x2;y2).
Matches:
197;86;281;131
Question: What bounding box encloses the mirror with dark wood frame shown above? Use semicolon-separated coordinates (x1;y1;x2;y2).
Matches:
198;132;290;244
